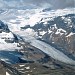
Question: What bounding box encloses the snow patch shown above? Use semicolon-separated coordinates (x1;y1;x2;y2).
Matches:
39;31;46;36
25;66;30;70
55;28;66;35
66;32;75;37
19;64;25;67
6;72;10;75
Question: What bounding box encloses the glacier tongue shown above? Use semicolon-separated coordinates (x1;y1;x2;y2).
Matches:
14;31;75;65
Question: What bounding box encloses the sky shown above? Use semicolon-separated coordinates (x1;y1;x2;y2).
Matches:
0;0;75;9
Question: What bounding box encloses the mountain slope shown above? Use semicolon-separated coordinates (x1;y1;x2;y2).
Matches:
0;7;75;75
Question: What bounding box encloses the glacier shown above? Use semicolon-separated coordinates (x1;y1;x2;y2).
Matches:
0;8;75;65
14;30;75;65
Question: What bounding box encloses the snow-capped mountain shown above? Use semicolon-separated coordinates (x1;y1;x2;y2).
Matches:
1;8;74;54
0;8;75;74
0;7;75;58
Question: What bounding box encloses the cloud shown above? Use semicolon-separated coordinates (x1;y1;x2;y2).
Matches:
30;0;75;9
0;0;75;9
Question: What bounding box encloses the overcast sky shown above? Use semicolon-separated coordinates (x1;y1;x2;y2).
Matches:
0;0;75;9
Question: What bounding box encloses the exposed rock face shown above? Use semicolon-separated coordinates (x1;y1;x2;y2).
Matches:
0;20;10;33
0;61;6;75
